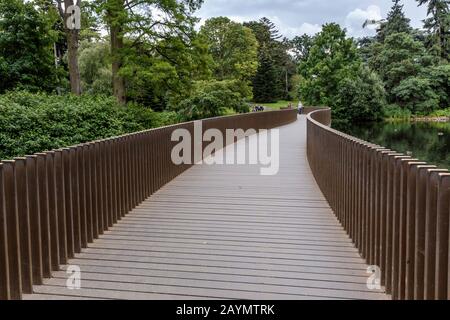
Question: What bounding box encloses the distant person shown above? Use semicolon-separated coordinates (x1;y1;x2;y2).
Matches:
298;101;304;115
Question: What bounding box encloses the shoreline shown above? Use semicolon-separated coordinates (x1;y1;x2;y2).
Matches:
386;116;449;123
411;116;449;122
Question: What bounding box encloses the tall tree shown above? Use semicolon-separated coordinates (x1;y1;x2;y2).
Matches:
252;46;278;102
370;32;432;101
417;0;450;61
299;23;360;107
299;23;386;123
60;0;82;95
291;34;314;63
96;0;204;104
245;17;294;101
377;0;412;42
199;17;258;81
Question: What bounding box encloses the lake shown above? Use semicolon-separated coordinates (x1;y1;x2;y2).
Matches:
333;121;450;170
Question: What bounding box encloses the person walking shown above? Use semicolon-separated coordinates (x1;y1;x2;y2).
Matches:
298;101;304;115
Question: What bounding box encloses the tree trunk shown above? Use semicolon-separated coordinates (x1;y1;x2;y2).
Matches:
62;0;82;95
107;0;126;104
111;24;126;104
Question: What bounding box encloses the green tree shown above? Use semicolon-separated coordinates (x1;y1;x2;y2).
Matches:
299;23;386;123
393;76;440;113
252;47;278;102
417;0;450;61
96;0;204;104
377;0;412;41
369;32;433;103
245;17;295;101
199;17;258;81
78;40;112;95
291;34;314;63
299;23;360;107
0;0;62;93
176;80;249;120
334;66;386;123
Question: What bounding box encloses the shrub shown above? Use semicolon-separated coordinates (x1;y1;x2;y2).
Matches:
175;80;250;120
0;91;179;160
332;66;387;124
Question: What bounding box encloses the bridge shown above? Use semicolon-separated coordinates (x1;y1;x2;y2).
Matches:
0;109;448;300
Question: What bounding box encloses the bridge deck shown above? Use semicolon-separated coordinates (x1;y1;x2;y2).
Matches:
24;116;388;300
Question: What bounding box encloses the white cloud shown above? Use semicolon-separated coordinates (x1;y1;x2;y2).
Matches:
345;5;382;38
194;1;427;39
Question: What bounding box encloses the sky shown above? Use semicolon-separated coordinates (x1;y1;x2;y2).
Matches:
195;0;429;39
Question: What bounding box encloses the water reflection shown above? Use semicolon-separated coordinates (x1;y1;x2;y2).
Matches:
333;121;450;170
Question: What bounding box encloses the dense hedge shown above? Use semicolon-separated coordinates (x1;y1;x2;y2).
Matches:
0;91;180;160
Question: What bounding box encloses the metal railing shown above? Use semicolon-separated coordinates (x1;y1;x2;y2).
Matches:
0;109;297;300
307;108;450;300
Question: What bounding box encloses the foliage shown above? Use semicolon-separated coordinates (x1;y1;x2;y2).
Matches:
199;17;258;81
424;63;450;108
299;23;361;106
417;0;450;61
245;18;296;102
392;76;440;114
0;91;178;160
78;40;112;95
376;0;412;42
369;32;433;100
252;48;278;102
0;0;63;93
175;80;250;121
383;104;413;120
291;34;314;63
334;66;386;123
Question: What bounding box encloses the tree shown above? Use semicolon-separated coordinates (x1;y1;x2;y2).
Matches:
291;34;314;63
176;80;249;120
369;32;433;103
245;17;295;101
392;76;440;113
417;0;450;61
96;0;204;104
299;23;360;107
59;0;82;95
252;47;278;102
0;0;61;93
78;40;112;95
199;17;258;81
298;23;386;123
377;0;412;42
334;66;386;123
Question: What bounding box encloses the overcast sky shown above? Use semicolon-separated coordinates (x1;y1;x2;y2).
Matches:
195;0;428;38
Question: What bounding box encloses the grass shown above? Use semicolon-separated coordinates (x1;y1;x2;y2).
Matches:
254;100;298;110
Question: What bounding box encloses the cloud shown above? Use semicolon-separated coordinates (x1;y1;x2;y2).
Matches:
195;0;426;39
345;5;382;38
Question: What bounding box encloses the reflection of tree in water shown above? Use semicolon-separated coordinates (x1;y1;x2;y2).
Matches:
333;121;450;170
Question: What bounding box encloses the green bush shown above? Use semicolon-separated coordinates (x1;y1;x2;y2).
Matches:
175;80;250;121
383;104;412;120
333;66;386;124
0;91;179;160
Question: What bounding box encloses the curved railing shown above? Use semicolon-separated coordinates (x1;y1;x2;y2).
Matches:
0;109;297;300
307;108;450;300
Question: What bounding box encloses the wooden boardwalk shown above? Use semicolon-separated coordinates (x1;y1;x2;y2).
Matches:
24;116;388;300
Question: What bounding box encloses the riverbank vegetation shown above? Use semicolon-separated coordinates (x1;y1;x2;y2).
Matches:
298;0;449;125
